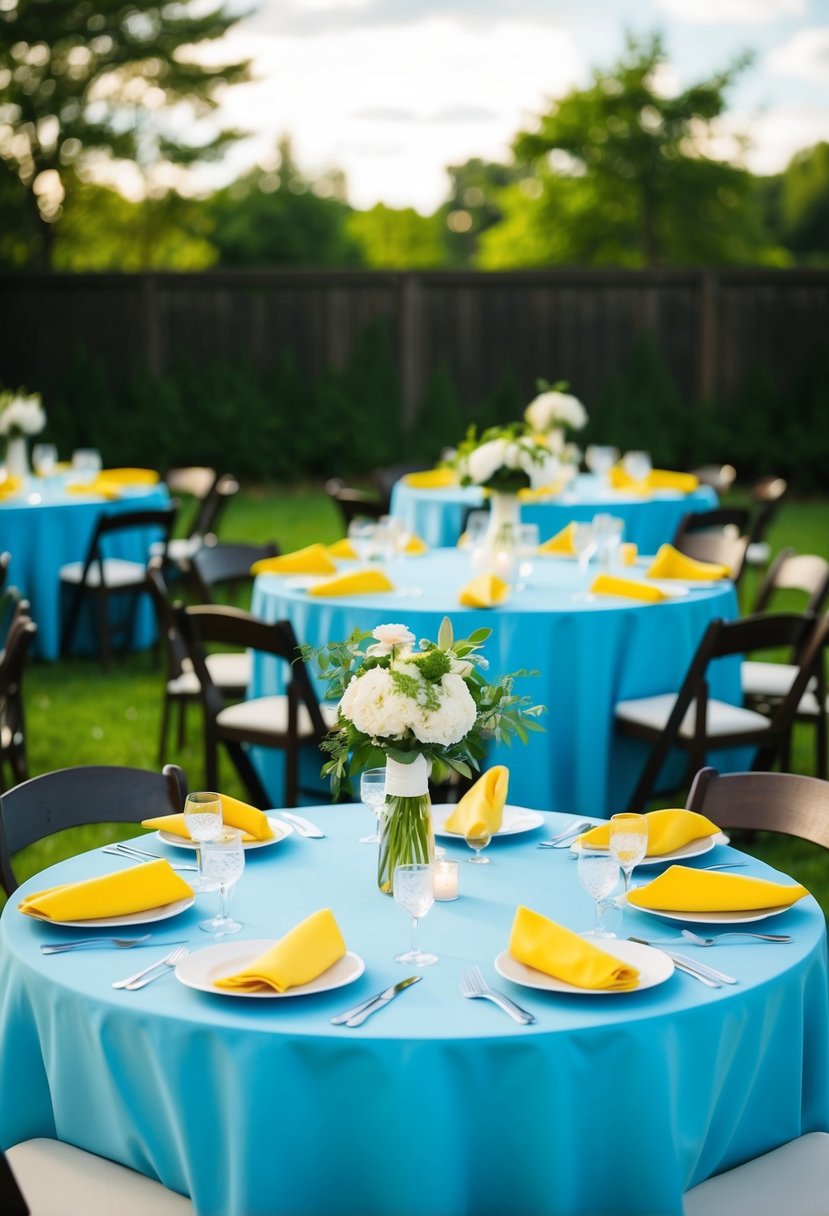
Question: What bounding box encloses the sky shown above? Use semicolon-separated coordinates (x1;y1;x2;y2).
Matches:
194;0;829;212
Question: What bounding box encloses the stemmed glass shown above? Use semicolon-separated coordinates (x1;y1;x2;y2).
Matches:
572;522;597;598
577;850;621;938
609;813;648;924
393;863;437;966
183;790;223;893
199;829;245;935
592;513;624;569
347;517;378;561
32;443;58;477
622;450;652;485
515;523;540;591
464;825;492;864
359;768;386;844
585;445;619;489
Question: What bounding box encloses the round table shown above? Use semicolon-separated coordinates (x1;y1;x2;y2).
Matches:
250;550;745;816
1;810;826;1216
0;481;169;659
390;475;718;550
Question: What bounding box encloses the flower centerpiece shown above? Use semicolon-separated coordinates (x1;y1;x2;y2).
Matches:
0;389;46;479
304;618;544;894
524;378;587;463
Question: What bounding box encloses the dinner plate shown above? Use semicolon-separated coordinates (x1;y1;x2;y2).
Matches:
570;830;730;866
35;896;195;929
645;581;690;598
630;902;795;925
431;804;545;839
175;941;365;999
156;816;292;852
493;939;674;996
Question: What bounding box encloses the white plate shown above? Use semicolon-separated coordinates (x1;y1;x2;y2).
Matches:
570;831;730;866
175;940;365;999
431;803;545;839
645;581;689;598
156;816;292;852
494;939;674;996
631;902;795;925
33;896;195;929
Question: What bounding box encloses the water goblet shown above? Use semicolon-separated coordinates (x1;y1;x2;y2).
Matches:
199;829;245;935
515;523;540;591
347;517;378;562
609;813;648;924
32;443;58;478
592;513;624;569
622;450;652;485
393;863;437;966
464;825;492;864
577;849;621;938
183;790;223;893
359;768;386;844
585;445;619;485
572;522;597;598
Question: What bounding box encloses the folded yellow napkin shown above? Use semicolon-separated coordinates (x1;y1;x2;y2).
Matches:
627;865;809;913
251;544;338;577
509;906;640;991
648;469;699;493
518;482;563;502
308;569;395;597
608;465;651;496
404;534;428;555
66;478;121;500
619;542;638;566
443;767;509;837
646;543;728;581
458;573;510;608
538;523;577;556
100;467;160;486
0;476;21;498
18;859;193;922
578;809;720;857
589;573;666;603
214;909;347;993
142;793;274;843
327;538;358;560
403;468;457;489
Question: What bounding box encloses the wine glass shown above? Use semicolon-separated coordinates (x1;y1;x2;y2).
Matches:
572;522;597;598
183;790;223;892
359;768;386;844
592;513;624;569
199;829;245;935
609;813;648;921
347;517;379;561
515;523;540;591
622;450;652;484
32;443;58;478
393;863;437;966
577;849;621;938
585;444;619;488
464;825;492;864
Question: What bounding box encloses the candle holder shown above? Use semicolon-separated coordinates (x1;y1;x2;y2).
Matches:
433;859;460;902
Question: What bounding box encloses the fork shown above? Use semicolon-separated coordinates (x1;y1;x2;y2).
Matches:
681;929;792;946
460;966;536;1024
536;820;592;848
112;944;189;990
41;934;152;954
103;844;198;873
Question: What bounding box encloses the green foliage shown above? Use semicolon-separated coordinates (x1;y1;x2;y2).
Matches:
410;366;465;460
760;143;829;265
346;204;446;268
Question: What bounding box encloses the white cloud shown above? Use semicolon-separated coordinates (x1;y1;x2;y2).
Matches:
705;103;829;173
655;0;804;24
766;26;829;80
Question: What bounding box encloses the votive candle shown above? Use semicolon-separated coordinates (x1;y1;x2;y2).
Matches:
433;860;459;901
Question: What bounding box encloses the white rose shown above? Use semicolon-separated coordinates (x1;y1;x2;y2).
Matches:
466;438;507;485
339;667;411;739
408;673;477;745
365;623;415;657
525;390;587;432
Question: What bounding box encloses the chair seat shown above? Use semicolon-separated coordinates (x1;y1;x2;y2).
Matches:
741;661;823;716
216;696;338;737
683;1131;829;1216
59;559;147;588
150;537;202;563
167;653;251;697
6;1137;193;1215
615;692;772;738
746;540;771;567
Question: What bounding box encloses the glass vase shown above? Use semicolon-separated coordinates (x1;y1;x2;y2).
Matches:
5;435;29;479
377;754;434;896
477;491;521;581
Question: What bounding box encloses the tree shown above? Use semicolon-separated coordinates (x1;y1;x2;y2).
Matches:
760;143;829;265
488;33;784;268
346;203;444;268
437;156;526;266
0;0;249;269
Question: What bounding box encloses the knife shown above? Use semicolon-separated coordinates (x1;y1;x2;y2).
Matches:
280;812;325;839
628;938;736;986
335;976;422;1027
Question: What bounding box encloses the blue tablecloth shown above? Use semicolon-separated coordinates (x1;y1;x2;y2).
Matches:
1;812;826;1216
0;482;169;659
390;475;718;550
249;550;745;815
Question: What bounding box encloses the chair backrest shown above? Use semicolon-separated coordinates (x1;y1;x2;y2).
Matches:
146;557;189;680
177;604;328;738
0;763;187;895
675;531;750;583
0;552;10;599
191;473;239;541
748;475;788;547
673;507;750;544
686;766;829;848
79;505;177;587
370;464;428;510
189;541;279;604
0;1148;27;1216
324;478;385;528
690;464;737;493
0;615;37;722
163;466;217;500
753;548;829;617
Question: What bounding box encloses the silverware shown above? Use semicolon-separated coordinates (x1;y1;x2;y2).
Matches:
40;934;152;954
700;862;748;870
537;820;593;848
459;966;536;1024
112;944;189;990
681;929;792;946
103;844;198;872
280;812;325;839
628;937;737;986
338;975;422;1027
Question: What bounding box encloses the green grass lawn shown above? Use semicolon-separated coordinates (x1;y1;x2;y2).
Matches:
3;483;828;915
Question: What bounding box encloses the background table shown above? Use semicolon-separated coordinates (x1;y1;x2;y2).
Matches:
0;481;169;659
390;474;717;550
1;809;826;1216
250;550;745;815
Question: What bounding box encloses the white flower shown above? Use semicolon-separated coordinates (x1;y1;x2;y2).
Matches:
339;667;410;739
365;623;415;657
466;438;508;485
408;673;477;745
449;657;474;678
0;393;46;437
524;390;587;433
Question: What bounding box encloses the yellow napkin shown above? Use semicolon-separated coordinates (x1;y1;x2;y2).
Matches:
619;542;638;566
142;793;274;843
646;543;729;581
627;865;809;913
251;544;337;577
458;573;510;608
578;809;720;857
308;569;395;597
648;469;699;493
214;909;347;993
327;538;358;560
518;482;563;502
0;476;21;498
66;478;121;500
509;906;639;991
403;468;457;489
538;523;577;556
404;534;428;555
608;465;651;496
99;467;160;486
443;767;509;837
18;859;193;922
589;573;666;603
